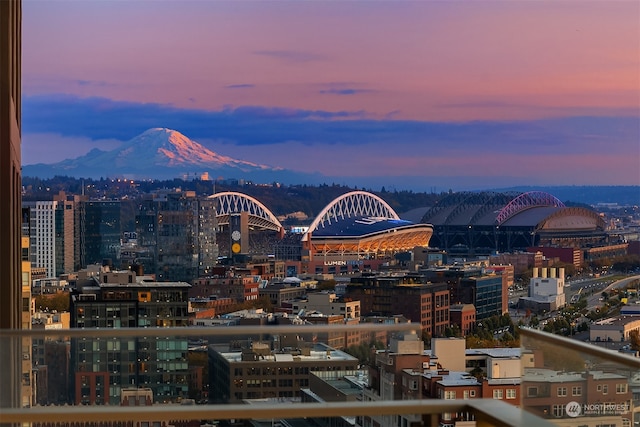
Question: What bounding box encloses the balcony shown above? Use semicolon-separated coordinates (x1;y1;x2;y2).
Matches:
1;323;637;427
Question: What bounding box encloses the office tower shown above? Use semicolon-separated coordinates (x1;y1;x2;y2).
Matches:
69;269;190;404
136;190;218;283
53;192;82;273
83;200;121;267
23;195;79;278
32;201;57;278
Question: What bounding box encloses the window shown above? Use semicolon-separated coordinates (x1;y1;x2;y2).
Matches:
444;390;456;399
616;383;628;394
557;387;567;397
506;389;516;399
552;404;565;417
572;386;582;396
493;389;503;399
527;387;538;397
602;384;608;395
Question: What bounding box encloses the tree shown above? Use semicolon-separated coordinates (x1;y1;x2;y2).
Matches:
421;329;432;346
316;280;336;291
345;341;384;365
35;292;70;312
629;330;640;351
444;324;461;338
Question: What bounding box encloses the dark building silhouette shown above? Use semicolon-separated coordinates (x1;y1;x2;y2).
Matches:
136;190;218;283
83;200;121;266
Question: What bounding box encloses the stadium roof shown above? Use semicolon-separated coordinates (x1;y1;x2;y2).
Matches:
420;190;604;230
304;191;434;256
307;219;433;255
312;216;418;238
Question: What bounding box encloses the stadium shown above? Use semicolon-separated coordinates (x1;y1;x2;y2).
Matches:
209;189;618;273
209;191;433;270
418;191;607;257
301;191;433;261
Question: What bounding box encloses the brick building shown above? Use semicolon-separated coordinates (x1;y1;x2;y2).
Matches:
346;274;449;336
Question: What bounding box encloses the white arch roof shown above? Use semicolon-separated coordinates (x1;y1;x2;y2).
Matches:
302;191;400;242
208;191;283;232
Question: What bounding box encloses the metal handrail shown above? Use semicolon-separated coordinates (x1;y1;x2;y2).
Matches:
0;399;555;427
0;322;419;339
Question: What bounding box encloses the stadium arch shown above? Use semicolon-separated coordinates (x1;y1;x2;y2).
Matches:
208;191;284;256
208;191;283;232
421;191;606;256
302;191;433;261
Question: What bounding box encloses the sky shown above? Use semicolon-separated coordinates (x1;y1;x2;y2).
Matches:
21;1;640;191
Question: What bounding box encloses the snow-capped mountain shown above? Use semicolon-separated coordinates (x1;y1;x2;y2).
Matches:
109;128;271;170
22;128;310;182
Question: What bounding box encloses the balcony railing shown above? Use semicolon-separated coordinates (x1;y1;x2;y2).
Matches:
3;323;636;426
520;327;640;426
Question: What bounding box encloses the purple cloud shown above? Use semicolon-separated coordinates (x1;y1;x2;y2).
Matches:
252;50;326;63
320;88;376;96
225;84;255;89
75;79;116;88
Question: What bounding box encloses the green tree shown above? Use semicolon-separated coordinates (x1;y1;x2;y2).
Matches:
316;280;336;291
34;292;70;312
629;330;640;351
345;341;384;365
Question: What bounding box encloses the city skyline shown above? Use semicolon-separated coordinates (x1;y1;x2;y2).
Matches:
21;1;640;191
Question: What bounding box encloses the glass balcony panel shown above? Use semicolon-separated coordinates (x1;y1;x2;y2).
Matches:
521;328;640;426
1;325;555;426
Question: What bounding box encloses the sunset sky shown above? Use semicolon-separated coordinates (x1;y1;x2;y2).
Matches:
21;1;640;191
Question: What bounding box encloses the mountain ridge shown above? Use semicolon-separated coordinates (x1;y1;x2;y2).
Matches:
22;128;309;181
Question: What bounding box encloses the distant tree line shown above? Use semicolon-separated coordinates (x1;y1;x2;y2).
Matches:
22;176;444;219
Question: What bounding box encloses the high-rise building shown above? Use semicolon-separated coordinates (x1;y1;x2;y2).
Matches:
22;193;82;278
0;0;23;412
53;192;83;273
32;201;57;278
69;268;191;404
83;200;121;267
136;190;218;282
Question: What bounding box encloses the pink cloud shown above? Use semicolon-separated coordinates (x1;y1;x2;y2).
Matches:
22;1;639;121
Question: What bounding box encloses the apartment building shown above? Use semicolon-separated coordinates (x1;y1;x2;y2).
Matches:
346;274;450;336
208;341;358;404
69;268;191;404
